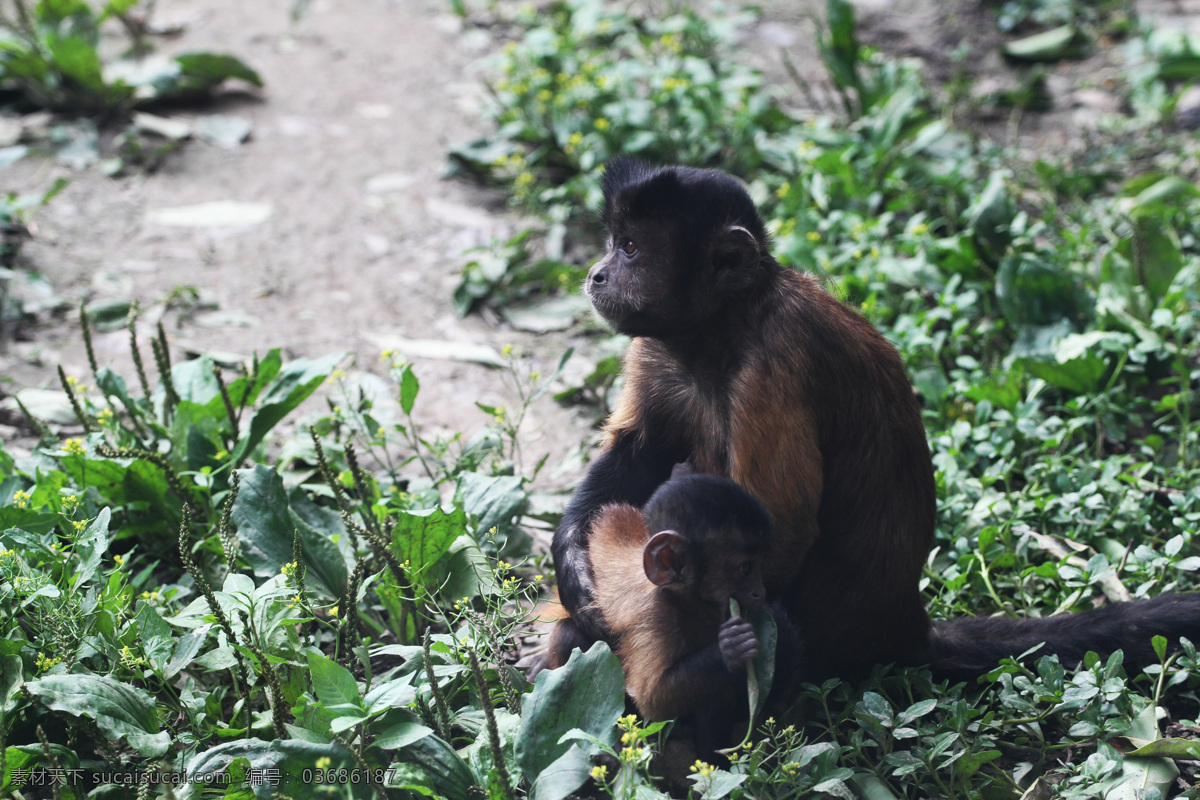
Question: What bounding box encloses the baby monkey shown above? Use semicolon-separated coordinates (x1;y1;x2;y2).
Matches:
546;474;787;733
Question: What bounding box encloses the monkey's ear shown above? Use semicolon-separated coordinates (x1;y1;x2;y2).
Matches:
712;225;762;289
644;530;686;586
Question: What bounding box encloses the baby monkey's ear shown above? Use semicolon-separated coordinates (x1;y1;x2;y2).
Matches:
643;530;687;586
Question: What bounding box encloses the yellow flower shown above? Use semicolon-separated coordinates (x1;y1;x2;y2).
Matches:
806;231;820;242
661;76;688;91
514;172;534;189
316;757;332;770
594;118;610;131
912;222;929;235
329;605;339;618
537;88;553;102
63;439;85;457
97;408;114;425
775;182;790;199
568;132;583;147
114;554;125;566
691;759;715;777
659;33;683;53
72;519;87;532
13;490;30;509
870;246;881;258
590;764;608;780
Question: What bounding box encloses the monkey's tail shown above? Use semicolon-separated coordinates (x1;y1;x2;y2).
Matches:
929;593;1200;681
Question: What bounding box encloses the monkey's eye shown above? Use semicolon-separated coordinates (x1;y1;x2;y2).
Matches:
619;239;637;257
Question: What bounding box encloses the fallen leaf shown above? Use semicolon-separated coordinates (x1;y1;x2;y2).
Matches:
363;333;503;367
194;115;252;148
146;201;273;228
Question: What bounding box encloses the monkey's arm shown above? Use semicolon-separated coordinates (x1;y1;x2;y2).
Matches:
553;433;679;640
633;632;752;722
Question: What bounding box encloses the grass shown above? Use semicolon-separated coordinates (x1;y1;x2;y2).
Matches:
1;0;1200;797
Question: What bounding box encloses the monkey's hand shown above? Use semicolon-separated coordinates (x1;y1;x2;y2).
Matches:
719;616;759;672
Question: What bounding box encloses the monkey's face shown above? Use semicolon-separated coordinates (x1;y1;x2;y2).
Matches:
586;222;684;338
695;538;766;609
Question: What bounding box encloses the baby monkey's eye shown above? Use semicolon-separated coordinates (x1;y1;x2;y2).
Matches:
620;240;637;257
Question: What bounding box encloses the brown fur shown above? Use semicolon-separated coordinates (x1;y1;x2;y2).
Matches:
599;271;933;677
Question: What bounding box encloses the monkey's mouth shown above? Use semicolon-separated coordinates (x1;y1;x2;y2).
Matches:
586;288;625;326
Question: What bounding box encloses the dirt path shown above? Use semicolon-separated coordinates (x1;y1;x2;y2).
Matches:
3;0;590;487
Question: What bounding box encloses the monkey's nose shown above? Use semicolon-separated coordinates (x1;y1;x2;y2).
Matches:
588;263;607;285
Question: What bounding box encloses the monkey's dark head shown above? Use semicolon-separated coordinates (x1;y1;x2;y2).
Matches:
587;158;772;339
641;474;770;608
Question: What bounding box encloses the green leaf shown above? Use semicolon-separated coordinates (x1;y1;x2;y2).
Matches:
72;507;112;590
165;624;211;679
307;651;363;709
965;171;1014;266
441;535;501;600
456;473;526;536
230;352;345;464
173;52;263;90
517;642;624;800
698;772;747;800
996;253;1091;329
25;675;170;757
393;505;470;580
185;738;355;800
231;464;350;599
373;716;434;749
395;735;479;800
1003;25;1085;62
400;363;419;415
136;601;175;672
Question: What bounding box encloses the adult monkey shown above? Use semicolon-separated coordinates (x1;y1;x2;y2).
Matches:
550;157;1200;682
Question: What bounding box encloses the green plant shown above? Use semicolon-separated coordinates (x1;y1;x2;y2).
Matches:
0;0;261;115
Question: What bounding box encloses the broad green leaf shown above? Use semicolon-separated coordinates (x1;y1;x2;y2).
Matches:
72;507;111;589
230;352;345;464
231;464;349;598
173;52;263;90
697;772;747;800
306;651;362;710
965;170;1013;265
456;473;526;537
517;642;624;797
441;535;501;600
1003;25;1083;62
136;601;175;671
363;678;417;713
393;505;470;580
166;624;212;679
373;715;433;749
182;739;354;800
1107;705;1179;800
400;363;419;415
1126;737;1200;759
395;735;479;800
25;674;169;756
